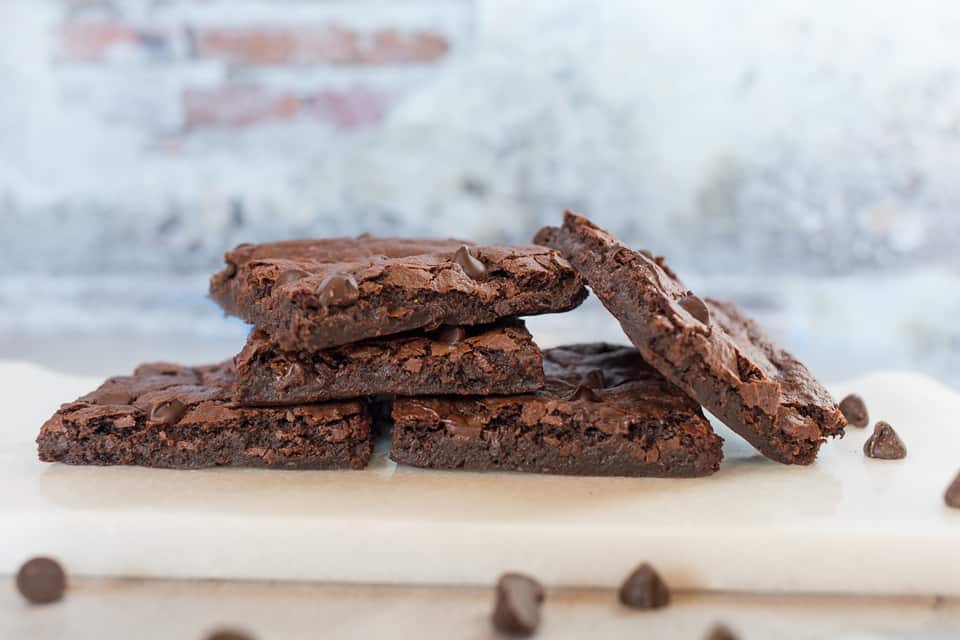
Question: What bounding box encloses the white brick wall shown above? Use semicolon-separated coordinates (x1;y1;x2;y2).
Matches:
1;0;959;275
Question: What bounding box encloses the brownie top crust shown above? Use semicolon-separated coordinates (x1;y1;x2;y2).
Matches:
535;211;845;464
397;343;712;437
210;236;588;351
42;362;364;438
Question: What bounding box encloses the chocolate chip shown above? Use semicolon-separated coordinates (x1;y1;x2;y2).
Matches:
454;245;489;281
278;362;305;390
705;624;739;640
619;563;670;609
317;273;359;308
149;399;186;425
839;393;869;428
567;384;600;402
276;269;308;286
863;421;906;459
434;325;467;345
678;294;710;325
16;557;66;604
944;470;960;509
205;630;255;640
223;262;238;278
491;573;544;637
582;369;606;389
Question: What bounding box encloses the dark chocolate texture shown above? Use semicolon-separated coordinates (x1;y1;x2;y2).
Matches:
389;343;723;478
210;236;588;351
37;362;371;470
491;573;544;637
233;320;544;405
535;212;845;465
16;557;66;605
618;563;671;609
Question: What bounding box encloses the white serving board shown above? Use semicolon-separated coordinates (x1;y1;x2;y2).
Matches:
1;361;958;595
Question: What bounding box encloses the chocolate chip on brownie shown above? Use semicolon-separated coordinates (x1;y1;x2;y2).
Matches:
16;557;66;604
210;235;587;351
618;563;671;609
839;393;869;428
37;362;372;470
491;573;545;637
944;470;960;509
863;421;907;460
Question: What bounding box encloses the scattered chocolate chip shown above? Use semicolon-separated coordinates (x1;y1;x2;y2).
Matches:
278;362;305;390
205;630;255;640
149;399;187;426
945;470;960;509
582;369;606;389
705;623;739;640
491;573;544;637
223;262;238;278
16;557;66;604
434;325;468;345
317;273;359;308
619;563;670;609
567;384;600;403
863;421;907;459
839;393;869;428
677;294;710;325
276;269;308;286
454;245;489;281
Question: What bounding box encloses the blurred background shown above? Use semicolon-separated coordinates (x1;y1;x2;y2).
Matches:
1;0;958;387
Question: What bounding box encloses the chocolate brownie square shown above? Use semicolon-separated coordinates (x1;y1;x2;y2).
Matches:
233;320;545;405
390;343;723;478
37;362;371;470
535;212;845;464
209;236;587;351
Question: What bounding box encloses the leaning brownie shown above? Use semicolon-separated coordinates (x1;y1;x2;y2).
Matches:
209;236;588;351
390;343;723;478
234;320;544;406
535;211;845;465
37;362;371;470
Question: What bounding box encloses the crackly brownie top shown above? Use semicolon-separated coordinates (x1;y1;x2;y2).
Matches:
535;212;845;439
393;343;711;436
236;319;541;375
210;235;587;350
40;362;365;438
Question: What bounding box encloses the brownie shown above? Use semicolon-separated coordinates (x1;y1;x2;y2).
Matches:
389;343;723;478
210;236;588;351
234;320;544;406
535;212;846;465
37;362;371;470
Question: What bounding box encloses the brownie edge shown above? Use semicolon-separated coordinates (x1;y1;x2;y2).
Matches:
390;343;723;478
37;362;372;470
233;320;545;405
535;211;845;465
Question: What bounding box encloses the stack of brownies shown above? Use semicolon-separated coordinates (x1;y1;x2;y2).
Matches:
37;213;846;476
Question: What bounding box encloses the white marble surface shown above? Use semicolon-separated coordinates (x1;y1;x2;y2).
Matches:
3;578;959;640
2;362;959;595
